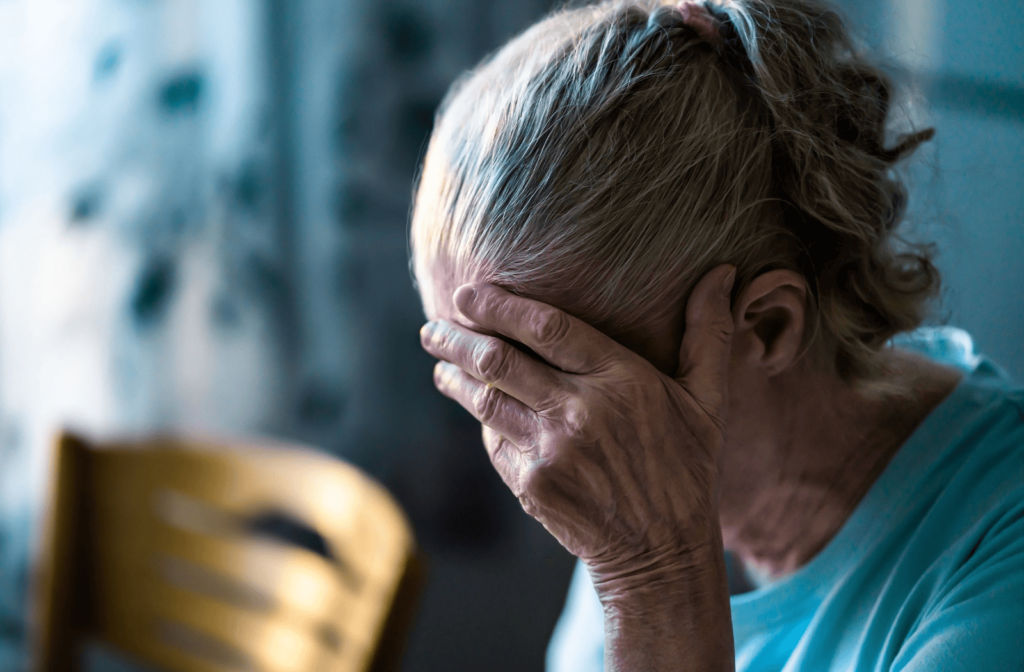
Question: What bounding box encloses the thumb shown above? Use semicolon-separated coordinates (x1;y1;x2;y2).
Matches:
674;264;736;422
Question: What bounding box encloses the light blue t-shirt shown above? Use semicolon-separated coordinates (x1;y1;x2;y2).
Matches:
547;328;1024;672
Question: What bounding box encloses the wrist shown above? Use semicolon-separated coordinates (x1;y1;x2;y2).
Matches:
587;523;724;600
592;535;735;672
593;542;726;616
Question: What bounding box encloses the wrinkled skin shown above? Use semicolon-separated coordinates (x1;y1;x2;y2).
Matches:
417;249;966;671
420;264;739;671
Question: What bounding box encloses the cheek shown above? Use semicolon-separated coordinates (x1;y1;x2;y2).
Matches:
724;344;763;421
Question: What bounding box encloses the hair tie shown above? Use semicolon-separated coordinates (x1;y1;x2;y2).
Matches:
675;1;722;47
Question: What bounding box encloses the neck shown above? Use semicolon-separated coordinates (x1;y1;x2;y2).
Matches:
717;348;962;582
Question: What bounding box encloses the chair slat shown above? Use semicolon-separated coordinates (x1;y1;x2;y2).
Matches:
154;583;353;672
89;444;414;579
152;531;352;622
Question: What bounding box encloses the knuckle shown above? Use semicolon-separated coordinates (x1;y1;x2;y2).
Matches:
519;459;558;505
475;339;511;382
493;439;527;495
518;494;538;516
518;466;542;499
473;384;503;424
537;429;574;466
533;308;570;348
560;396;591;437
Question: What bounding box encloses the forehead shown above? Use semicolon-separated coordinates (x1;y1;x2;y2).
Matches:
415;256;452;322
415;255;505;339
415;255;478;325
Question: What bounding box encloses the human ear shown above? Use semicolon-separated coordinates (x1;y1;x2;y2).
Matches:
733;270;807;376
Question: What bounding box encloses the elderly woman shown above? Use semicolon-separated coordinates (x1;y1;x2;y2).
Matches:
411;0;1023;670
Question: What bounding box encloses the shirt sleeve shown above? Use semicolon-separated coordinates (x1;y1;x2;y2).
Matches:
546;560;605;672
892;506;1024;672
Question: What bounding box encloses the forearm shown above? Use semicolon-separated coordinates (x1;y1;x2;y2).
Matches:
423;271;741;669
596;535;735;672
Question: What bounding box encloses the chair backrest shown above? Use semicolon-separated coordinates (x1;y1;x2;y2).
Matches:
32;432;420;672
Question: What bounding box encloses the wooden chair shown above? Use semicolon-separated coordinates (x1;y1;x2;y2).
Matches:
31;432;421;672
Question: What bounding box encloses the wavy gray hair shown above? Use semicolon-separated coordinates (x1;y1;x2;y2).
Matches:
411;0;938;386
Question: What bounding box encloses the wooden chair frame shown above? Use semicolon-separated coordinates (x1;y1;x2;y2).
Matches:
30;432;422;672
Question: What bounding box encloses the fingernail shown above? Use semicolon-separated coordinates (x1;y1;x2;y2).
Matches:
420;321;439;345
433;360;453;387
720;266;737;298
453;285;477;312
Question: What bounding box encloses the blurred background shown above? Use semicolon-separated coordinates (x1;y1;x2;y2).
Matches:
0;0;1019;670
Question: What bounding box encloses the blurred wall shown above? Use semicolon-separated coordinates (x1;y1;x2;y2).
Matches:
0;0;1020;671
0;2;293;668
0;1;574;670
840;0;1024;379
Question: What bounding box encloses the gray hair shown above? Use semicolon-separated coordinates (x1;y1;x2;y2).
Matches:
411;0;938;385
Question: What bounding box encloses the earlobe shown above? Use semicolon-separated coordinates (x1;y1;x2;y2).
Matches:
734;270;807;377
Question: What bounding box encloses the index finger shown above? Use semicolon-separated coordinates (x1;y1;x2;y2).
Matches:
453;285;617;375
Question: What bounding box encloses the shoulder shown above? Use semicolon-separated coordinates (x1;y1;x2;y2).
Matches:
892;506;1023;672
889;329;1023;670
893;325;1022;474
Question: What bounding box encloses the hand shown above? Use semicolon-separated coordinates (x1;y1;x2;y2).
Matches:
419;264;737;592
